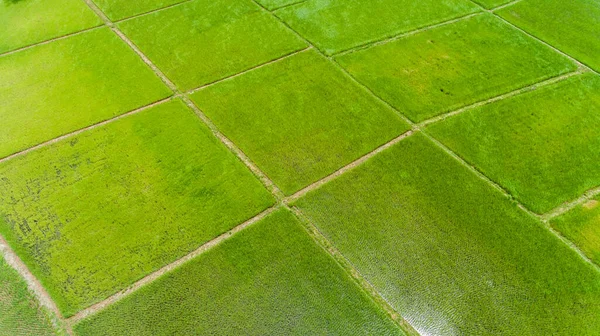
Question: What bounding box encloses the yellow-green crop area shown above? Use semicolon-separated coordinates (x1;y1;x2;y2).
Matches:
1;0;600;335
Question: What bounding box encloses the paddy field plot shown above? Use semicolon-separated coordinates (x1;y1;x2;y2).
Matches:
73;209;403;336
0;100;274;316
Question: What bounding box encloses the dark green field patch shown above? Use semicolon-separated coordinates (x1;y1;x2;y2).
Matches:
551;196;600;266
0;256;58;336
73;209;404;336
0;28;171;159
118;0;306;91
0;100;274;316
275;0;480;55
427;73;600;213
336;14;576;122
498;0;600;72
0;0;101;54
294;133;600;335
191;49;409;195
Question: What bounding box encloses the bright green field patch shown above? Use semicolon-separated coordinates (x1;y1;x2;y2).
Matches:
255;0;305;10
336;14;576;122
551;196;600;266
73;209;403;336
92;0;186;21
498;0;600;72
0;0;101;54
427;73;600;213
294;134;600;335
191;49;409;195
0;28;171;159
118;0;306;91
275;0;480;55
471;0;512;9
0;99;274;316
0;256;58;336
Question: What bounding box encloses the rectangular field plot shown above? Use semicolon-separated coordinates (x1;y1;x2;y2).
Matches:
73;209;403;336
191;49;409;195
275;0;480;55
336;14;576;122
0;100;274;316
0;256;58;336
118;0;306;91
92;0;187;21
427;73;600;213
0;28;171;159
293;134;600;335
498;0;600;72
0;0;101;54
551;196;600;266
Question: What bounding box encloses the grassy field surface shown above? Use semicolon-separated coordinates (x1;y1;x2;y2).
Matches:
427;73;600;213
192;49;409;195
255;0;303;10
73;209;403;336
551;196;600;266
118;0;306;91
275;0;480;55
336;14;576;122
0;0;100;54
0;256;58;336
92;0;186;21
498;0;600;72
471;0;511;9
0;27;170;159
294;134;600;335
0;100;274;316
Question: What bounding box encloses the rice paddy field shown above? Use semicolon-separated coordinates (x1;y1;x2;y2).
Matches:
1;0;599;335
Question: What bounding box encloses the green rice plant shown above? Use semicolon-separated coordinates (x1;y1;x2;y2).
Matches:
0;0;101;53
254;0;303;10
0;256;59;336
498;0;600;72
427;73;600;213
191;49;409;195
118;0;307;91
92;0;186;21
0;99;274;316
336;14;576;122
73;209;404;335
275;0;480;55
551;196;600;266
293;133;600;335
470;0;512;9
0;28;171;158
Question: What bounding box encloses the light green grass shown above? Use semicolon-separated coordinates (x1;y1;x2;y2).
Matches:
275;0;480;55
73;209;404;336
551;196;600;266
255;0;304;10
336;14;576;122
498;0;600;72
294;133;600;335
471;0;512;9
0;28;171;159
0;256;59;336
0;99;274;316
92;0;186;21
0;0;101;54
191;49;409;195
427;73;600;213
118;0;306;91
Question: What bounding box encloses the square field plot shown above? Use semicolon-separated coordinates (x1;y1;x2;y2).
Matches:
336;14;576;122
275;0;480;55
191;49;410;195
92;0;186;21
118;0;307;91
0;0;101;54
293;134;600;335
551;196;600;266
73;209;403;336
0;99;274;316
0;255;57;336
427;73;600;213
0;27;171;159
498;0;600;72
